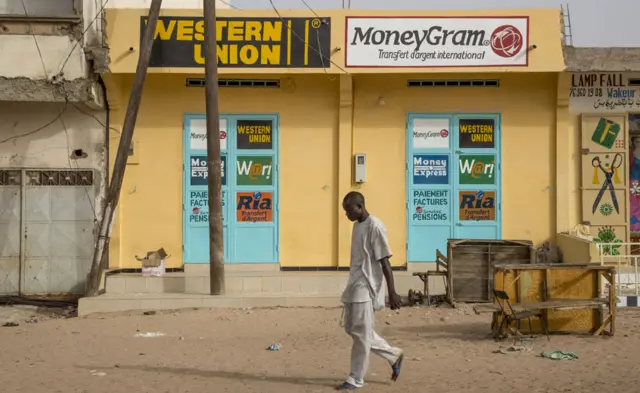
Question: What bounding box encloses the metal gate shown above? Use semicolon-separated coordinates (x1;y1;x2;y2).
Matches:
0;169;96;297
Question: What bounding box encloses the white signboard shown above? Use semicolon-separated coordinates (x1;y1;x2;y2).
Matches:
189;118;227;150
345;17;529;67
570;72;640;113
412;118;450;149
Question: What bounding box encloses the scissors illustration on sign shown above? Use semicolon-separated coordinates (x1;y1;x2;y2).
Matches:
592;153;622;215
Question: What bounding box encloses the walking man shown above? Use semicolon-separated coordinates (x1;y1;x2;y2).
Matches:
337;191;404;390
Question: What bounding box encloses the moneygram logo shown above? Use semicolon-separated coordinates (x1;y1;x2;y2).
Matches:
490;25;523;58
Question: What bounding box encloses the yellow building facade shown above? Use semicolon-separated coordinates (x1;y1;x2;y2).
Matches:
104;8;568;270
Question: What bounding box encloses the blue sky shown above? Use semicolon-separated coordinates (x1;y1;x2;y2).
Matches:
231;0;638;47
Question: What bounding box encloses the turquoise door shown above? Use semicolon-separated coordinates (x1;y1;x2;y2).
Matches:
183;114;279;264
406;113;501;262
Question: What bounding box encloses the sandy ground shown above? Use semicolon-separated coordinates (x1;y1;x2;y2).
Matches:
1;305;640;393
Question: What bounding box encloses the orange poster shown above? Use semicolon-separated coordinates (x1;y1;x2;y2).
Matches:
236;192;273;222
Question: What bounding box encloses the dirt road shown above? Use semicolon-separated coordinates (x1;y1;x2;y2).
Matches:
1;305;639;393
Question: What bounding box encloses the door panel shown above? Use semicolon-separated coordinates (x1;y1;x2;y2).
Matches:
407;114;502;262
183;115;279;264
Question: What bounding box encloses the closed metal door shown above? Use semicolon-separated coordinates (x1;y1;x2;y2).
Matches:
0;169;96;296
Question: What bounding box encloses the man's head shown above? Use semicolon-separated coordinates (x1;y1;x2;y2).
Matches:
342;191;366;222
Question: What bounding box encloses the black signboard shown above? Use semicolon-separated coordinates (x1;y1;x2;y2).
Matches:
459;118;495;149
142;16;331;68
237;120;273;150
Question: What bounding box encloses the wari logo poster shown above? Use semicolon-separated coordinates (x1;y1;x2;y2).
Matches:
236;191;273;222
236;156;273;186
459;155;495;185
459;190;495;221
345;17;528;67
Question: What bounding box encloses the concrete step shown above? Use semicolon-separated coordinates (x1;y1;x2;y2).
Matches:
78;292;344;316
105;269;446;297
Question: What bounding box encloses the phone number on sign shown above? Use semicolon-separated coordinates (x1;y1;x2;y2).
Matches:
570;87;603;98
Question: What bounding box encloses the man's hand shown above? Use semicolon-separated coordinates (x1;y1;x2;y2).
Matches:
388;291;402;310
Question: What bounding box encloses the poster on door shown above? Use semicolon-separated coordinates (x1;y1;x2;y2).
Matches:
412;118;449;149
459;190;495;221
189;118;228;150
237;120;273;150
412;154;449;185
458;155;495;185
236;156;273;186
236;191;273;222
412;189;449;222
459;118;495;148
189;190;226;223
189;155;226;186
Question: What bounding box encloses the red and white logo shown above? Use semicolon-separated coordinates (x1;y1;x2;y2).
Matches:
440;129;449;138
220;130;227;140
490;25;524;58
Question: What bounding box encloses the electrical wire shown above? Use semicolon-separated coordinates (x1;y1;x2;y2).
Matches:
58;0;110;76
20;0;49;79
0;100;68;145
299;0;321;19
218;0;240;10
268;0;349;74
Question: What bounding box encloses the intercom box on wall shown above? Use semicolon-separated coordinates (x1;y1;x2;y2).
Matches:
354;153;366;183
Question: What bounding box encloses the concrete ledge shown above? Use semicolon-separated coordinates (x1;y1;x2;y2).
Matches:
184;263;280;274
78;293;343;316
0;77;99;102
104;270;446;297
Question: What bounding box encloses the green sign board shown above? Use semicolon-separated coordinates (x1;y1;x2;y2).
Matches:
458;154;495;185
591;117;621;149
236;156;273;186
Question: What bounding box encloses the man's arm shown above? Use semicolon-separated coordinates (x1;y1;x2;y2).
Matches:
380;257;402;310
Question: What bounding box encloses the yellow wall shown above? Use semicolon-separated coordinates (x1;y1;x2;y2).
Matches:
105;8;565;75
107;72;560;269
104;7;567;269
353;73;558;249
107;74;339;268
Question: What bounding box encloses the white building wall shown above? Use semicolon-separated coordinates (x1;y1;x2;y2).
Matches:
0;102;108;217
0;35;86;80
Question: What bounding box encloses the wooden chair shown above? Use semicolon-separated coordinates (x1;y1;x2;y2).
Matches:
413;250;449;306
493;289;550;342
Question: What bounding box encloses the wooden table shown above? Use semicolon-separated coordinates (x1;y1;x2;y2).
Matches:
474;263;616;337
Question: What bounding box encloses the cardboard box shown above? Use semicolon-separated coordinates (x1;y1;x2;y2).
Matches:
136;248;168;277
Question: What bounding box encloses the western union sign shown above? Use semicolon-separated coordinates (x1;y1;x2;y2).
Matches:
141;16;331;68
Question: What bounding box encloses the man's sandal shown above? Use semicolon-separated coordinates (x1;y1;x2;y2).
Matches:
335;382;358;390
391;354;404;382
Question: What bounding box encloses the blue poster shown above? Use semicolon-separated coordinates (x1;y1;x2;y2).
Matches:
190;155;226;186
413;154;449;185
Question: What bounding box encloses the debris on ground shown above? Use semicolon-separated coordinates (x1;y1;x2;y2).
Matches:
90;370;106;377
494;346;532;354
135;331;165;338
267;343;280;351
143;311;157;316
2;322;19;327
541;351;578;360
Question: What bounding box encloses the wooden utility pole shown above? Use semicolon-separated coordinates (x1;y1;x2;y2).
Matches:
203;0;225;295
85;0;163;296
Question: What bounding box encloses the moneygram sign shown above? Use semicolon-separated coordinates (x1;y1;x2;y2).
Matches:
345;17;529;67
